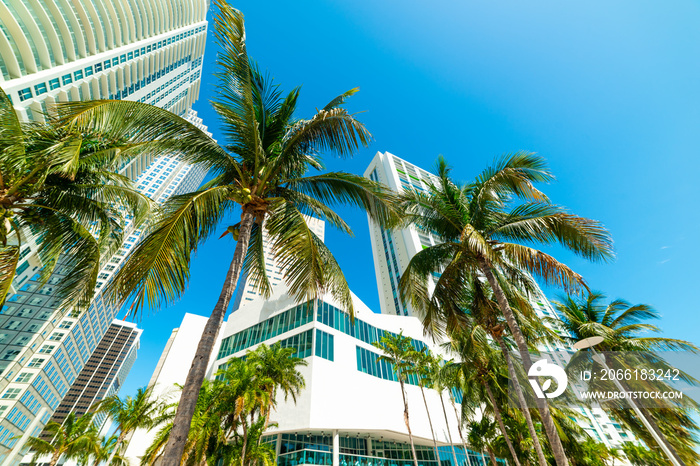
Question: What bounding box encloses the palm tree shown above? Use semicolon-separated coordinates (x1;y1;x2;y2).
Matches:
92;386;169;464
555;291;700;464
87;435;130;466
467;418;498;466
76;2;399;462
245;342;308;433
373;332;420;466
23;412;100;466
0;87;153;308
431;358;466;466
409;348;442;466
460;275;550;466
447;331;520;466
399;154;614;466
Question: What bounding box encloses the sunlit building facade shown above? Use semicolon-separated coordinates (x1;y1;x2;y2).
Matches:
0;1;211;463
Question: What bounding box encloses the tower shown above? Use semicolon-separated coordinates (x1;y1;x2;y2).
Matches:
0;1;211;462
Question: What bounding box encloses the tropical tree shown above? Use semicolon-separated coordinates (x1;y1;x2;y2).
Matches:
373;332;420;466
143;343;307;466
245;342;307;433
0;86;153;308
555;292;700;464
620;442;666;466
458;275;551;466
431;356;471;466
63;2;400;462
84;435;130;466
93;385;169;464
446;330;521;466
398;154;614;466
23;412;100;466
408;349;442;466
467;418;498;466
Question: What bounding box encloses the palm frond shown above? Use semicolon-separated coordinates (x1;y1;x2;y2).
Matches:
267;203;353;314
105;186;234;313
500;242;587;294
0;245;20;305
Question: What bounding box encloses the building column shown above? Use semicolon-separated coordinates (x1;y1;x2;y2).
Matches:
333;430;339;466
366;437;372;456
276;433;282;458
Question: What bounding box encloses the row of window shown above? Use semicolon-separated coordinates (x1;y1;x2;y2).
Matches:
217;302;314;359
316;301;426;352
355;346;420;386
16;26;204;102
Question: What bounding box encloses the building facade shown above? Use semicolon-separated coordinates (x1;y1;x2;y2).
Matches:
363;151;635;449
0;1;211;463
47;319;141;431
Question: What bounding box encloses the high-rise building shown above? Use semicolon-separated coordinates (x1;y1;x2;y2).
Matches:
0;1;211;463
363;151;636;448
124;217;504;466
45;319;140;434
364;152;442;317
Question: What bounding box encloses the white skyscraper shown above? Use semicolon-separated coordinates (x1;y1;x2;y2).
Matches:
363;151;636;449
0;1;210;463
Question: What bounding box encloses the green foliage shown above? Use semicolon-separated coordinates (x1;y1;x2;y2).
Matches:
141;343;306;466
24;412;100;466
556;291;700;465
621;442;667;466
0;86;154;310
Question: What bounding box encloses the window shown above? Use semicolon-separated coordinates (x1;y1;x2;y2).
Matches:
4;321;22;331
18;88;32;102
61;74;72;85
48;332;64;341
15;373;32;383
120;54;126;63
34;83;47;95
74;70;83;80
58;321;72;330
95;62;103;72
127;51;133;60
1;389;21;400
315;329;334;361
38;345;54;354
28;358;44;368
84;66;93;76
1;350;20;361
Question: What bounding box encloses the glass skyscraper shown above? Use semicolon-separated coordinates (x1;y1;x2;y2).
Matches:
0;1;211;463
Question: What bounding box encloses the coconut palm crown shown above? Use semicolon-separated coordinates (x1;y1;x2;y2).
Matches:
0;87;156;309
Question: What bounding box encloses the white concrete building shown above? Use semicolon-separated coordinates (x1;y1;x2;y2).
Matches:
363;151;635;449
0;1;211;463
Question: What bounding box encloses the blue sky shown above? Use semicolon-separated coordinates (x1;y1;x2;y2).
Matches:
120;0;700;396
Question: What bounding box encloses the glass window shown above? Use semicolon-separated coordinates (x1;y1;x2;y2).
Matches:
61;73;72;85
112;57;119;66
74;69;83;80
1;389;21;399
84;66;93;76
104;60;111;69
119;54;126;63
15;373;32;383
34;83;47;95
127;51;133;60
18;87;32;101
95;62;102;72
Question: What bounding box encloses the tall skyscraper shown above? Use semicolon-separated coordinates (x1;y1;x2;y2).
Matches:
47;320;141;431
0;1;211;463
363;151;636;448
364;152;442;317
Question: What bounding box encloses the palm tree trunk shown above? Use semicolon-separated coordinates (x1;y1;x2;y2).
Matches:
398;377;420;466
494;336;547;466
104;429;129;466
49;449;63;466
241;413;250;466
486;448;497;466
438;391;461;466
482;382;521;466
420;385;442;466
477;257;569;466
447;395;474;466
162;209;256;465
